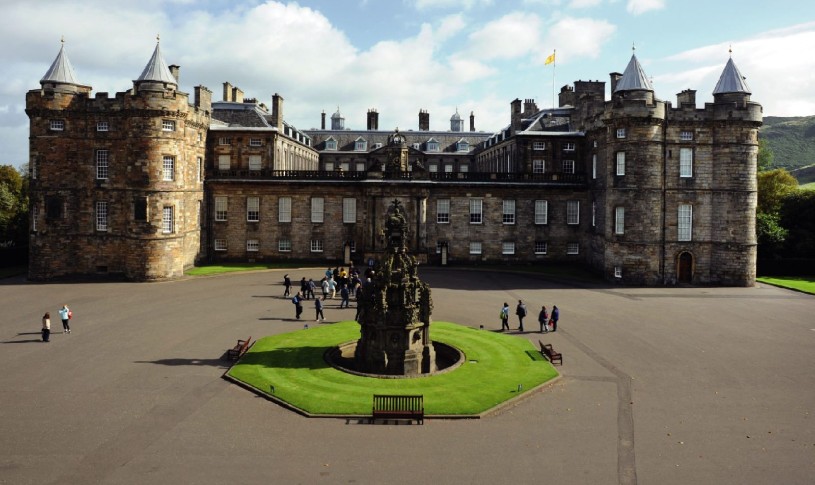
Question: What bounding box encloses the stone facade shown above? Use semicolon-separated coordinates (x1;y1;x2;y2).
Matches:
27;44;760;286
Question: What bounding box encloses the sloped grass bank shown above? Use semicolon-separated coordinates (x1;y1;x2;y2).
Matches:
757;276;815;295
227;321;558;416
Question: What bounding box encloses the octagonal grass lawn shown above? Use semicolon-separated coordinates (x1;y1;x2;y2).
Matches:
226;321;559;417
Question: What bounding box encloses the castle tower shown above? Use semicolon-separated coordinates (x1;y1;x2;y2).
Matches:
330;107;345;130
27;39;210;281
450;108;463;132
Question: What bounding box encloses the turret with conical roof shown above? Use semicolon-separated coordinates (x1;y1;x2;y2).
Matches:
38;39;91;95
712;50;754;108
134;36;178;93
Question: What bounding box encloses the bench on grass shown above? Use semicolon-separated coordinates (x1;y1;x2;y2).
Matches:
226;336;252;361
539;340;563;366
371;394;424;424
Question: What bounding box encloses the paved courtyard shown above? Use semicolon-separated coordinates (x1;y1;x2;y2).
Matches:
1;268;813;484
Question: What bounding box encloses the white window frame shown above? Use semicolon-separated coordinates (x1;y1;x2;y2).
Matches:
563;142;575;151
278;239;292;252
615;206;625;235
355;162;366;172
535;241;548;255
214;239;227;251
50;120;64;131
532;141;546;151
197;157;202;183
246;240;259;252
614;266;623;278
342;198;356;223
247;197;259;222
427;141;440;152
215;196;228;221
469;241;482;255
249;138;262;147
355;138;367;151
457;141;469;152
278;197;291;223
567;200;580;225
162;120;175;132
469;199;482;224
680;148;693;178
533;159;545;174
567;242;580;255
437;199;450;223
96;121;109;132
311;197;324;223
219;137;231;146
96;150;109;180
218;155;230;170
460;164;469;173
502;199;515;225
162;206;174;234
678;204;693;241
680;131;693;141
248;155;262;171
311;239;324;252
96;201;108;231
502;241;515;255
616;128;626;139
162;156;175;181
592;154;597;179
616;152;626;176
444;164;453;173
535;200;548;225
562;160;575;174
429;164;438;173
325;138;337;150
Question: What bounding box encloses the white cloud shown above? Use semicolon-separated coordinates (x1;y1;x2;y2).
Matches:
626;0;665;15
412;0;493;10
570;0;604;8
466;12;542;60
539;17;617;63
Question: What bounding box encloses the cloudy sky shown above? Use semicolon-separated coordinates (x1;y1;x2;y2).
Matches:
2;0;815;168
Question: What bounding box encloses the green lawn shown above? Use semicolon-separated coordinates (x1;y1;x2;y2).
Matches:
227;321;558;416
185;262;318;276
757;276;815;295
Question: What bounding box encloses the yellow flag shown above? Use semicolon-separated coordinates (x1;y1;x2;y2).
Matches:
544;52;555;65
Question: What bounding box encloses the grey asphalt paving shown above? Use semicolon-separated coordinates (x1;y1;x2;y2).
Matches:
1;268;813;485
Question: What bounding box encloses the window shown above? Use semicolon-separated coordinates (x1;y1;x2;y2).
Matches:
436;241;446;254
533;159;545;174
215;196;228;221
218;137;231;145
680;148;693;178
502;200;515;225
502;241;515;255
427;140;439;152
616;128;626;139
197;157;202;182
134;197;148;222
162;156;175;181
469;242;482;255
46;197;63;220
567;242;580;254
32;206;38;231
311;197;324;223
343;198;356;223
50;120;64;131
348;240;356;253
616;152;625;176
97;121;109;132
325;162;334;172
592;201;596;227
96;201;108;231
535;241;548;255
246;239;259;252
562;160;575;174
341;162;350;172
456;140;469;152
355;138;367;151
278;239;292;252
311;239;323;252
567;200;580;225
615;207;625;235
460;164;469;173
162;206;174;233
162;120;175;132
678;204;693;241
325;138;337;150
533;141;546;150
535;200;548;225
680;131;693;141
593;140;598;148
429;164;438;173
247;197;259;222
278;197;291;222
249;138;262;147
218;155;230;170
197;132;203;142
563;142;575;151
614;266;623;278
437;199;450;223
248;155;262;171
469;199;482;224
215;239;227;251
592;154;597;179
355;162;366;172
96;150;109;180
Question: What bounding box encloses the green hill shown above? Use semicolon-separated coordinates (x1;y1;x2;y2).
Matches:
760;116;815;171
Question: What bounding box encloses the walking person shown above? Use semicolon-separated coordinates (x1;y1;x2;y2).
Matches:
292;292;304;319
58;304;71;334
41;312;51;342
515;300;527;332
307;278;316;300
328;277;337;299
315;297;325;322
321;277;329;299
500;303;510;331
339;284;350;308
538;305;549;333
550;305;559;332
283;274;292;297
300;278;309;299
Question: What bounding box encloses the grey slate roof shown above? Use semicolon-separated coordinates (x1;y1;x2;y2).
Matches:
41;43;80;85
136;42;177;85
713;57;751;95
211;102;273;128
614;53;653;92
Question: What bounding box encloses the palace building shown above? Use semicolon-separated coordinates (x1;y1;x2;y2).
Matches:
26;40;761;285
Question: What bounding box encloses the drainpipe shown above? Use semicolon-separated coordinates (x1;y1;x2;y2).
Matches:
660;116;668;284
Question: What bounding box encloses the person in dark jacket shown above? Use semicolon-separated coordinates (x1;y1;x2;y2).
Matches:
315;297;325;321
283;274;292;297
293;292;304;319
551;305;560;331
515;300;527;332
538;305;549;333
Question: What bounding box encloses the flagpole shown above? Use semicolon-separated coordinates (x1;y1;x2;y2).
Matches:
552;49;556;110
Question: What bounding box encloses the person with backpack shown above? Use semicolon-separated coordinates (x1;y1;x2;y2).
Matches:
292;292;304;319
499;303;510;331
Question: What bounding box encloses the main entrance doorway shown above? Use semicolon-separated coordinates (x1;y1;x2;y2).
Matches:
677;252;693;283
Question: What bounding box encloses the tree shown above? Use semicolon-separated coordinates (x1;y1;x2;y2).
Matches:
757;168;798;215
0;164;29;246
757;139;774;172
779;190;815;258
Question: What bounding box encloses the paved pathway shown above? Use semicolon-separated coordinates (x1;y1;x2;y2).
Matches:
1;269;813;484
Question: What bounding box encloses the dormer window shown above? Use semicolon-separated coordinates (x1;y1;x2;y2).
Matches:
325;137;337;151
426;139;439;152
456;140;469;152
354;137;367;151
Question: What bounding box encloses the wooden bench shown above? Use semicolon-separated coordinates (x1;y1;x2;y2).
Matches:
371;394;424;424
539;340;563;366
226;336;252;361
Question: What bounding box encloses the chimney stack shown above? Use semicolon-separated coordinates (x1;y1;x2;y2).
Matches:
271;93;284;130
232;87;244;103
510;99;522;134
676;89;697;108
223;82;233;102
419;109;430;131
169;65;180;85
321;110;326;130
367;109;379;130
194;85;212;111
609;72;622;94
470;111;475;132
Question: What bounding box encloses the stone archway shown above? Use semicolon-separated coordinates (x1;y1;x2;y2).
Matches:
677;251;693;283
